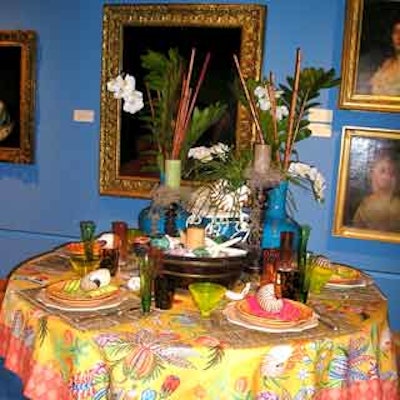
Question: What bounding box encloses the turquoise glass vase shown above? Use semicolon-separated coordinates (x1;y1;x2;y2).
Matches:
261;181;300;251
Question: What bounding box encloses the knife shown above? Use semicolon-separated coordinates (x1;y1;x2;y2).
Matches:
318;315;338;331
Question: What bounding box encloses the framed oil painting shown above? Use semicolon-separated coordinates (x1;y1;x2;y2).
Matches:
99;3;265;198
339;0;400;112
333;126;400;244
0;30;36;163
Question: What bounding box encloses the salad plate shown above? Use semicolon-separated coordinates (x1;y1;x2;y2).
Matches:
45;280;120;305
325;263;372;288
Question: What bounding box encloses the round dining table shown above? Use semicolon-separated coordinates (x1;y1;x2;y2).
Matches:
0;250;398;400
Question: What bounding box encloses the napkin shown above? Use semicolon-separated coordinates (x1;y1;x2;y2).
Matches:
246;295;302;321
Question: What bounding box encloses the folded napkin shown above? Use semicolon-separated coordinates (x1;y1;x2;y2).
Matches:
246;295;301;321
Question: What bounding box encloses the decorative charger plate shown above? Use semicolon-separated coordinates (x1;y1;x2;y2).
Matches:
224;303;319;333
45;280;120;305
234;296;316;328
38;290;125;311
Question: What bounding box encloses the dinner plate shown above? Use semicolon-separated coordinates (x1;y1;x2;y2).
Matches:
235;296;315;328
325;279;369;289
224;303;319;333
37;290;125;312
45;280;120;303
325;263;372;288
45;291;121;308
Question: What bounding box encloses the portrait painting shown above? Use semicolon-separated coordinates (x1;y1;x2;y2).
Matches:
0;30;36;163
339;0;400;112
333;126;400;244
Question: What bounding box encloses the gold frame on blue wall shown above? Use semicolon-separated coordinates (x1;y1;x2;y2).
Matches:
99;3;265;198
0;30;36;163
339;0;400;113
333;126;400;244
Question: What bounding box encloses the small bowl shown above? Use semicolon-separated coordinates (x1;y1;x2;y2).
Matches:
189;282;226;318
69;254;101;277
65;241;102;257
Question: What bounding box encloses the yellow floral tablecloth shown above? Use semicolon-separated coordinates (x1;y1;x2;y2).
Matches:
0;251;398;400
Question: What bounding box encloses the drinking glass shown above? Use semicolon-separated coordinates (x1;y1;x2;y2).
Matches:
299;252;334;302
138;254;153;314
189;282;226;318
79;220;96;261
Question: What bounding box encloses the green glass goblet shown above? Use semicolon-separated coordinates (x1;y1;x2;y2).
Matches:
189;282;226;318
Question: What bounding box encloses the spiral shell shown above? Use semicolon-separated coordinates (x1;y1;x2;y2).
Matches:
80;268;111;291
256;284;284;313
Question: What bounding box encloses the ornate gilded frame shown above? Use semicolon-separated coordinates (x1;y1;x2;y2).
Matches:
0;30;36;163
99;3;265;198
333;126;400;244
339;0;400;112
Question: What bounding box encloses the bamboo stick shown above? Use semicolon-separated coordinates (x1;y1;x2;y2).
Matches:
266;74;281;165
283;48;302;171
233;54;264;144
183;52;211;135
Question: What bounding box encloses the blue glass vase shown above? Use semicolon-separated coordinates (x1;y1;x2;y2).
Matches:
261;181;300;251
138;204;188;237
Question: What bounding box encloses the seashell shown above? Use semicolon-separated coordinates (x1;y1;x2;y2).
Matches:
80;268;111;291
256;284;284;313
80;277;98;292
225;282;251;301
314;255;331;268
127;276;141;291
258;283;276;299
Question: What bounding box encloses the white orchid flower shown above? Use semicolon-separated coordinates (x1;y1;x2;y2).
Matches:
188;146;213;162
210;142;229;157
107;74;144;115
254;86;268;99
123;92;144;114
276;105;289;120
258;97;271;111
289;162;326;202
107;75;126;99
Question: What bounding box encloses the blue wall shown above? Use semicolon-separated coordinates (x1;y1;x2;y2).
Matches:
0;0;399;327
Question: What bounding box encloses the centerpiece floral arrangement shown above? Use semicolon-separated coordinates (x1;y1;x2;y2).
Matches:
234;49;340;204
107;48;227;179
108;47;228;236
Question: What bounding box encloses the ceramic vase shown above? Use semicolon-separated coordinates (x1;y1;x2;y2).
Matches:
261;180;300;255
138;159;187;237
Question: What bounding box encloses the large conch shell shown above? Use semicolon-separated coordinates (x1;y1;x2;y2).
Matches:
256;283;284;313
80;268;111;291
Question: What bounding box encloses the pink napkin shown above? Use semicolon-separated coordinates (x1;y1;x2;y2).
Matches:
246;295;301;321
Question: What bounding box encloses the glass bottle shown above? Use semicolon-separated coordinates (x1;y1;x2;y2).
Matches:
275;231;300;300
298;225;312;303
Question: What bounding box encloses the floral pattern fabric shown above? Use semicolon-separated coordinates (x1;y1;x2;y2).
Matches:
0;254;398;400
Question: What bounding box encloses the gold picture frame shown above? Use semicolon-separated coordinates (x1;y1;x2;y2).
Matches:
333;126;400;243
0;30;36;163
339;0;400;112
99;3;265;198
